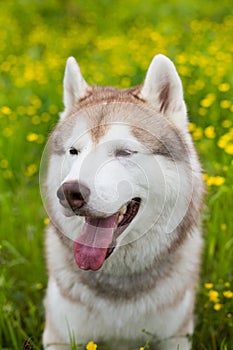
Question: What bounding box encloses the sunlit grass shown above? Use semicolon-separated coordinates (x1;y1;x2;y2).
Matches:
0;0;233;349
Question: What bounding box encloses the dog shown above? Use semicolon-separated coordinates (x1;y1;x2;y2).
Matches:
42;53;204;350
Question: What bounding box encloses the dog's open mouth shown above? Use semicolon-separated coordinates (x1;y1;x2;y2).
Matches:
74;198;141;271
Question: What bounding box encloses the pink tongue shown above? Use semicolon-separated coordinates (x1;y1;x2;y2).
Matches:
74;213;119;271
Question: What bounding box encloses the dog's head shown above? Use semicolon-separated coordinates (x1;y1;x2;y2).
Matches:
43;54;201;271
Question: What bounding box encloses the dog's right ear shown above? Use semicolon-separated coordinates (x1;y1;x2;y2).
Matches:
61;57;89;117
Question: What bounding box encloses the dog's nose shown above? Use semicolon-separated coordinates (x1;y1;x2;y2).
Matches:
57;181;90;211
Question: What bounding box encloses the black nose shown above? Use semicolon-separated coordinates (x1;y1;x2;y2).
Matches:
57;181;90;211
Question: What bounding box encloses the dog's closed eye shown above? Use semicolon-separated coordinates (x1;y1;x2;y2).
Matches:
115;149;138;157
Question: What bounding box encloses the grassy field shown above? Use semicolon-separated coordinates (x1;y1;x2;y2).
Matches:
0;0;233;349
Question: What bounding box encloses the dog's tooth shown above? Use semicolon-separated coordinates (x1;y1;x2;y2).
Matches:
118;214;124;223
120;205;127;215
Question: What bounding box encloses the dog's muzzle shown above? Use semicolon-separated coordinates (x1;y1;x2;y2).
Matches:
57;181;141;271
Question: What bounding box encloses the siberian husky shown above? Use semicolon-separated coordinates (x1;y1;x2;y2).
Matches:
42;53;204;350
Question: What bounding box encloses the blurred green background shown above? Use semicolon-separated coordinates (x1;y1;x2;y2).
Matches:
0;0;233;349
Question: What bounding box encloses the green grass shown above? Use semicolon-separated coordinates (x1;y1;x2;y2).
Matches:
0;0;233;349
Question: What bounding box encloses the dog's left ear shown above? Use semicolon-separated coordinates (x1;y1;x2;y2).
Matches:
140;54;187;129
62;57;89;116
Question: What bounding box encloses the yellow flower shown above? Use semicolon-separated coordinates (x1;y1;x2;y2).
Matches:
218;138;227;149
177;53;187;64
202;174;208;181
41;112;50;122
203;175;225;186
36;283;43;290
221;223;227;231
25;164;38;177
0;159;9;168
223;290;233;298
26;132;44;144
200;93;216;108
220;100;232;109
222;119;232;128
198;108;207;116
210;176;224;186
218;83;230;92
192;127;203;141
208;290;219;302
1;106;12;115
27;106;37;116
188;123;196;132
139;347;145;350
86;341;97;350
204;126;216;139
49;105;59;114
44;218;50;225
214;303;223;311
213;176;225;186
30;95;42;108
121;77;131;87
32;115;41;125
179;65;190;77
225;144;233;155
204;283;214;289
27;133;39;142
200;99;211;108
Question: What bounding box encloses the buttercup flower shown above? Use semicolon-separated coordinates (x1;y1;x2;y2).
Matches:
208;290;219;302
205;126;216;139
86;341;97;350
214;303;223;311
204;283;214;289
223;291;233;299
